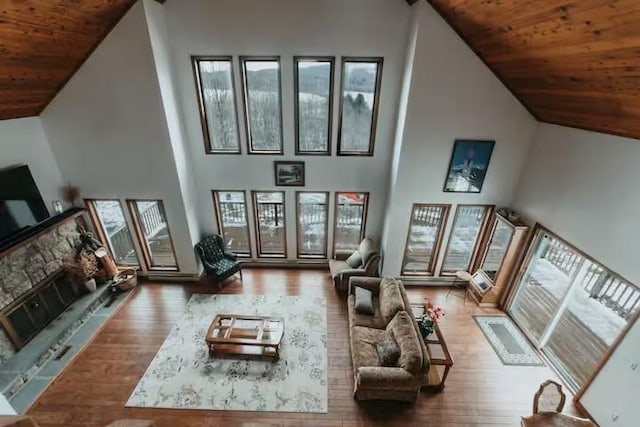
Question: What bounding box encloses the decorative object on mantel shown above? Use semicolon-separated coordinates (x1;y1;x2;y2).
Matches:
443;139;495;193
415;301;445;338
52;200;64;214
62;183;80;207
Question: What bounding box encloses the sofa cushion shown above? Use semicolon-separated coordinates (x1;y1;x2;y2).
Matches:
354;286;374;314
348;295;387;329
387;311;423;375
376;331;401;366
328;259;350;279
379;278;405;323
351;326;386;370
345;251;363;268
358;238;376;265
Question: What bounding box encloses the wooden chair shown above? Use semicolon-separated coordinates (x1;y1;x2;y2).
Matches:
521;380;596;427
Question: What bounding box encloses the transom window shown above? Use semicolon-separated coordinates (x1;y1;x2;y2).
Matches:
333;192;369;253
212;191;251;257
401;204;450;276
296;192;329;258
252;191;286;257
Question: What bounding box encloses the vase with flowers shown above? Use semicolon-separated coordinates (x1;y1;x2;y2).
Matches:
417;302;445;338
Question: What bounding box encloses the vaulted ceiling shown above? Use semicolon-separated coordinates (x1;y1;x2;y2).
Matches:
427;0;640;140
0;0;136;120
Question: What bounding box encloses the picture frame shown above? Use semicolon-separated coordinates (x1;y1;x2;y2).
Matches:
274;161;305;186
443;139;495;193
471;270;494;295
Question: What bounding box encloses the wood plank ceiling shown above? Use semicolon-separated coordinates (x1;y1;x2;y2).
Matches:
0;0;136;120
427;0;640;140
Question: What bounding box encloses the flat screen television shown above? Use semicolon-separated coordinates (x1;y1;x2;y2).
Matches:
0;165;50;243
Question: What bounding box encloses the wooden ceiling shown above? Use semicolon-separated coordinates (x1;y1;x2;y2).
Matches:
427;0;640;140
0;0;136;120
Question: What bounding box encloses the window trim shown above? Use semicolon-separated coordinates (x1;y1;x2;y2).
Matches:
240;56;284;155
211;190;252;258
294;56;335;156
191;56;242;155
251;191;287;258
401;203;451;276
440;204;494;276
332;191;369;257
84;199;140;268
126;199;179;271
337;57;384;157
295;191;330;259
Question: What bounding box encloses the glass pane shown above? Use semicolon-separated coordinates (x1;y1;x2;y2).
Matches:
196;59;239;152
334;192;367;252
297;192;328;257
402;204;448;275
214;191;250;256
296;59;332;153
131;200;177;269
92;201;138;266
442;205;489;272
339;60;382;154
254;192;286;256
243;59;282;153
481;220;514;280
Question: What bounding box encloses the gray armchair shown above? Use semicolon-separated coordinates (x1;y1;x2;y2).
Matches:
329;237;380;292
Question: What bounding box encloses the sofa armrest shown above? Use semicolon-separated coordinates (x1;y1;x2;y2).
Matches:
357;366;418;389
348;276;382;296
334;249;353;261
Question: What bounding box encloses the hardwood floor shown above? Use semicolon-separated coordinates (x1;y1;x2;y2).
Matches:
26;269;581;426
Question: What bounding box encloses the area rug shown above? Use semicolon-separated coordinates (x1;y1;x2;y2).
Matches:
473;315;544;366
126;294;327;413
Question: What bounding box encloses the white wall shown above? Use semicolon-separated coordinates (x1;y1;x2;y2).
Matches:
512;123;640;426
381;2;537;276
0;117;65;214
40;2;199;274
163;0;412;258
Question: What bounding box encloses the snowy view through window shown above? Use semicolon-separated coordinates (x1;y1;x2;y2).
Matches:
296;59;332;153
243;59;282;152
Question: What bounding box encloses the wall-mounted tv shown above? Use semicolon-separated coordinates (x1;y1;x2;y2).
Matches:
0;165;50;244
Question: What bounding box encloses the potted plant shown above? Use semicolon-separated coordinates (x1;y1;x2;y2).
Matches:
417;302;445;338
64;252;99;292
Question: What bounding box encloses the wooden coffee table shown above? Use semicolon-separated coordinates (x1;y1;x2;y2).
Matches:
205;314;284;361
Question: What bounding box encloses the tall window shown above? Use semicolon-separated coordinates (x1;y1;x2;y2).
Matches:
252;191;286;257
127;200;178;270
192;57;240;154
401;204;450;276
212;191;251;257
337;57;383;156
441;205;493;274
85;200;139;266
296;192;329;258
508;226;639;392
294;57;334;155
333;192;369;253
241;57;283;154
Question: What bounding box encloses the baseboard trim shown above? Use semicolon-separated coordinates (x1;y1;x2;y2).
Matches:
399;276;457;286
139;272;201;282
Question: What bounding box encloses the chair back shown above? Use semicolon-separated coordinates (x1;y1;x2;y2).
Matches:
533;380;566;414
195;235;226;263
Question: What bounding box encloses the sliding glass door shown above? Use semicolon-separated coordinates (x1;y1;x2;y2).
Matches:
508;226;639;391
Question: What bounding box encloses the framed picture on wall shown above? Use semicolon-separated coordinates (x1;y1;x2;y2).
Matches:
443;139;495;193
274;161;305;186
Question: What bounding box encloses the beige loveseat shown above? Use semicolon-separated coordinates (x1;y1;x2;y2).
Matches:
329;237;380;292
347;277;430;402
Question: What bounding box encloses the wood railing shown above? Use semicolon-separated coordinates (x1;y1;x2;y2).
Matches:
298;203;327;225
413;205;443;228
541;238;582;277
138;202;165;237
219;202;247;226
256;202;284;227
336;204;364;227
108;224;134;263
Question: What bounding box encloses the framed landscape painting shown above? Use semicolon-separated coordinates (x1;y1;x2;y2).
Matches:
443;139;495;193
274;161;305;186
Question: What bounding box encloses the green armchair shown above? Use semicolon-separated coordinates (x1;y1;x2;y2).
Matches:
195;235;243;284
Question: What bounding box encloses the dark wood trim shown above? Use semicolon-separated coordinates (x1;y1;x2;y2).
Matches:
440;204;494;275
336;57;384;157
331;192;369;258
401;203;451;276
274;161;305;187
191;56;242;155
126;199;179;272
573;397;598;425
251;191;287;258
293;56;334;156
295;191;330;259
211;190;252;258
84;199;140;267
240;56;284;155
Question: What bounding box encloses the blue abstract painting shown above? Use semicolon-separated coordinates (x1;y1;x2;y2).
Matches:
443;139;495;193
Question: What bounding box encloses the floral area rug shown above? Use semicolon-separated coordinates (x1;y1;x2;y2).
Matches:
126;294;327;413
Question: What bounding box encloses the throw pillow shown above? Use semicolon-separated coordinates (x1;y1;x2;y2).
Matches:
376;331;401;367
345;251;362;268
354;286;374;315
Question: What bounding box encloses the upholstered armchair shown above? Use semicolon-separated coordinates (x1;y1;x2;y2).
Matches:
329;237;380;292
195;235;242;284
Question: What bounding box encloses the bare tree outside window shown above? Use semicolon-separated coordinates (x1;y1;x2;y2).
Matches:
193;57;240;153
295;58;334;154
242;58;283;153
338;58;383;155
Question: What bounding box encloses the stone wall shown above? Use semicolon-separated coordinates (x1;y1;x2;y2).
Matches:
0;217;82;362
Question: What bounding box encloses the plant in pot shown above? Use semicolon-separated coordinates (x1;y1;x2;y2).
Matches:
64;251;99;292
